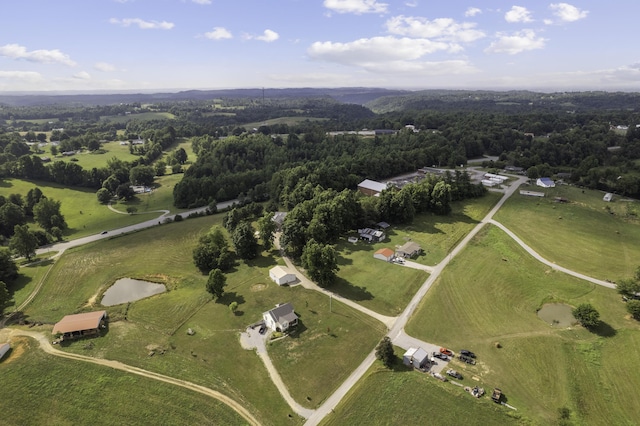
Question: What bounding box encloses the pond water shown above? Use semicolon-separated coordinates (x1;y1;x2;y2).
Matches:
101;278;166;306
537;303;575;327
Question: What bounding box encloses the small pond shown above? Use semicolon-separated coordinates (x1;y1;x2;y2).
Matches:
537;303;575;327
101;278;166;306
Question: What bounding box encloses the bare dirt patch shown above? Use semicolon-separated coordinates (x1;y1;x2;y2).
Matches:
250;283;267;292
3;337;28;364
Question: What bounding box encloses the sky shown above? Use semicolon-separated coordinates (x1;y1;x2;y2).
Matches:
0;0;638;93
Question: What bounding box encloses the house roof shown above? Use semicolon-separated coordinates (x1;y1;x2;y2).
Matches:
272;211;287;225
270;265;293;279
358;179;387;193
53;311;107;335
404;347;429;363
265;303;298;324
538;177;554;184
375;248;394;258
397;241;421;254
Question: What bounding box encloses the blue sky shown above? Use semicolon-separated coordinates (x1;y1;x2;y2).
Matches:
0;0;637;92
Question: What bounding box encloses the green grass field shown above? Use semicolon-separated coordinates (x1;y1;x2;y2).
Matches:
19;213;385;423
405;225;640;425
45;141;139;169
99;111;175;123
494;184;640;280
321;362;520;425
243;116;327;129
0;337;246;426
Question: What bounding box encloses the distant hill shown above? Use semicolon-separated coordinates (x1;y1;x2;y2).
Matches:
0;87;409;107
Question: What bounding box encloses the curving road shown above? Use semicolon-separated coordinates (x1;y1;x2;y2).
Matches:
7;329;261;426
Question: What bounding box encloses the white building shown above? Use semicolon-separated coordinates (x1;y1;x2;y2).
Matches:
262;303;298;332
269;266;297;286
536;177;555;188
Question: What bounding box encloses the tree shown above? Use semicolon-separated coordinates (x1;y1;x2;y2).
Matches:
232;221;259;260
229;301;238;315
9;225;38;261
173;147;188;164
572;303;600;329
0;281;11;315
126;206;138;215
0;248;19;284
96;188;112;204
102;174;120;194
626;300;640;320
33;197;67;231
257;213;277;251
0;202;26;237
25;187;44;216
206;269;226;299
116;184;135;201
129;165;155;187
616;279;640;299
375;337;395;369
193;227;233;273
301;239;339;287
154;160;166;177
50;145;58;157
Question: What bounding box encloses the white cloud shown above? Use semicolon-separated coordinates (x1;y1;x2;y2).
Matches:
405;1;418;8
256;29;279;42
323;0;388;15
308;36;463;70
485;29;546;54
0;70;43;82
109;18;174;30
192;0;211;4
505;6;533;23
73;71;91;80
549;3;588;22
204;27;232;40
465;7;482;17
386;15;485;43
0;44;76;66
94;62;116;72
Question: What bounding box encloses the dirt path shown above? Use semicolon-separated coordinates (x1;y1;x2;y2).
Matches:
9;329;260;426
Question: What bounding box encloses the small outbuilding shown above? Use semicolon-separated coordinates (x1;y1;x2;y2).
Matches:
269;266;297;286
0;343;10;361
396;241;422;259
603;193;613;202
536;177;555;188
374;248;395;262
357;179;387;197
403;347;430;368
52;310;108;341
262;303;299;332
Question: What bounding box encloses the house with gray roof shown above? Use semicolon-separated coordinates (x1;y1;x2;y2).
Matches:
262;303;298;332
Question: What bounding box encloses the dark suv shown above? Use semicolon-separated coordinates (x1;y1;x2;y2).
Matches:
460;349;476;358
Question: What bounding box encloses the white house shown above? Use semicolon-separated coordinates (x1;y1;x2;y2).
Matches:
536;177;555;188
0;343;10;360
373;248;394;262
396;241;422;259
262;303;298;332
269;266;297;286
403;347;429;368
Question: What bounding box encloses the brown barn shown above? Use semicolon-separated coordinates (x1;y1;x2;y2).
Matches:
53;311;108;341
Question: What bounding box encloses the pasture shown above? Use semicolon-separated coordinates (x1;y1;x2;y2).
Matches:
494;184;640;280
321;362;519;425
20;213;385;423
99;111;175;124
45;141;138;169
0;337;246;426
405;225;640;425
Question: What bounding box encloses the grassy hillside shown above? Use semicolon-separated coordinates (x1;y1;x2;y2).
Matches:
494;184;640;280
406;225;640;425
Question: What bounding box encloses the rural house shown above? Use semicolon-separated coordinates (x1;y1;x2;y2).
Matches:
271;212;288;230
373;248;395;262
357;179;387;196
262;303;298;332
403;347;430;368
269;266;297;286
53;311;108;341
358;228;385;243
536;177;555;188
396;241;422;258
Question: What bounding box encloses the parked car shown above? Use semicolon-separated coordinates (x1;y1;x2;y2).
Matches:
446;369;463;380
460;349;476;358
258;326;266;335
101;231;108;235
432;351;448;361
459;354;476;365
439;347;453;357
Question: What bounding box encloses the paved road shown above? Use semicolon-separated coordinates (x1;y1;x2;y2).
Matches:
5;329;260;426
36;199;239;259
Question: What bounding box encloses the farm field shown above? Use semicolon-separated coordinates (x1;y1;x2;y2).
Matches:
99;111;175;123
0;337;246;426
1;178;152;239
20;213;385;423
494;184;640;280
243;116;328;129
43;140;139;169
405;225;640;425
321;362;519;425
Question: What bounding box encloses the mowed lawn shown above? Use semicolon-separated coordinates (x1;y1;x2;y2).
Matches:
494;184;640;280
21;213;384;424
44;140;139;169
0;337;246;426
1;178;151;239
99;111;175;123
405;225;640;425
321;363;520;426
